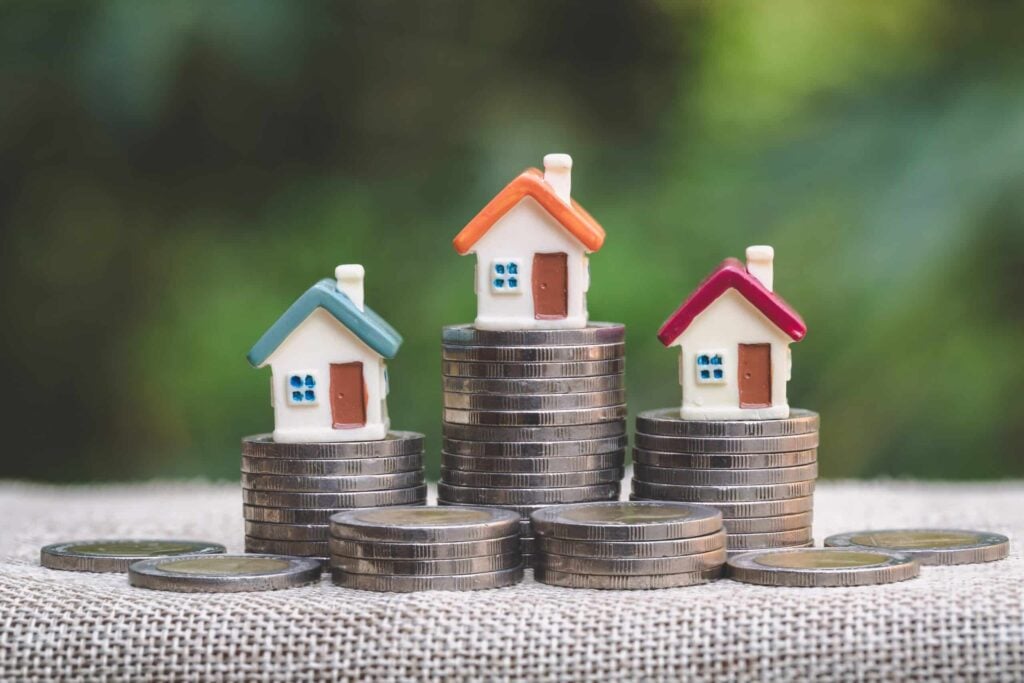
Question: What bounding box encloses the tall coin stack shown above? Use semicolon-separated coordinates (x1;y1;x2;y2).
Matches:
439;323;629;566
631;408;819;554
242;433;428;563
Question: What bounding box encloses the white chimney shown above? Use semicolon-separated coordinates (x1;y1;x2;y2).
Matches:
335;264;365;311
745;245;774;292
543;153;572;203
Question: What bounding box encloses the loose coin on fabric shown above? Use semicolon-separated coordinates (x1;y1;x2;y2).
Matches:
331;553;521;576
634;432;819;454
443;359;625;379
242;432;424;459
534;566;723;590
530;501;723;542
331;565;524;592
823;529;1010;565
440;467;623;488
442;323;626;347
632;463;818;486
442;343;625;363
245;536;330;557
441;451;625;474
241;454;423;476
636;408;819;437
437;482;620;506
330;506;521;543
721;512;814;534
442;421;626;443
443;374;625;396
726;548;919;587
129;554;323;592
443;390;626;411
242;485;429;509
329;535;520;560
244;522;329;542
631;480;815;503
536;530;726;559
724;527;814;550
632;448;817;470
40;540;226;573
443;436;627;459
443;405;627;427
241;471;424;493
539;548;726;575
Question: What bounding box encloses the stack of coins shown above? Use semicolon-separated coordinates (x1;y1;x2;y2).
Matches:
631;409;819;554
439;324;629;566
531;501;726;589
242;432;428;563
329;506;524;591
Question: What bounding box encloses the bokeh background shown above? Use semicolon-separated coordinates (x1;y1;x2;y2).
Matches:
2;0;1022;483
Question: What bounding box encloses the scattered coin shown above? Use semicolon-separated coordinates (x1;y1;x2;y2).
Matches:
442;421;626;442
632;448;817;470
244;522;329;542
242;432;424;459
725;527;814;550
329;535;521;560
824;529;1010;566
332;553;521;576
443;390;626;411
633;463;818;486
241;454;423;476
129;554;323;592
330;506;521;543
331;565;524;592
630;495;815;519
530;501;723;541
636;408;819;437
539;548;726;575
441;451;625;473
634;432;819;454
40;540;226;573
442;323;625;347
437;482;620;505
241;471;424;493
721;512;813;534
534;566;722;590
726;548;919;587
440;467;623;489
536;531;727;558
242;485;429;509
443;405;627;427
443;359;625;379
244;536;329;557
443;436;626;458
442;343;624;362
631;480;815;502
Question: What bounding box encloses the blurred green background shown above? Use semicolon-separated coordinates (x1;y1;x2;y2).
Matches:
1;0;1022;483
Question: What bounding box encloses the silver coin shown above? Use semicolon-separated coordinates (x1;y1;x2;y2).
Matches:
722;512;813;534
329;535;521;560
535;566;722;590
243;497;427;525
442;451;625;474
441;467;624;488
443;374;625;395
633;447;817;470
726;541;814;559
40;540;225;573
129;554;323;592
330;505;521;543
631;480;815;502
443;421;626;442
243;485;429;509
520;536;536;554
241;454;423;476
823;529;1010;566
331;565;524;592
726;548;919;587
443;389;626;411
636;408;819;437
539;547;726;575
241;471;424;493
443;359;625;379
244;522;329;542
726;527;814;550
537;530;727;558
442;323;626;347
442;343;625;362
692;496;816;519
437;482;621;506
331;553;522;576
242;431;424;459
444;436;627;458
634;432;819;454
531;501;723;541
633;463;818;486
444;405;627;427
245;536;330;557
440;500;557;519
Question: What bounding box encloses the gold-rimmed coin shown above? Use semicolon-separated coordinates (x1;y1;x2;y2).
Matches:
330;505;521;543
530;501;722;541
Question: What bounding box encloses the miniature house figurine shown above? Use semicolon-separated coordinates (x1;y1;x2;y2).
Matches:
452;153;606;330
657;246;807;420
247;265;402;443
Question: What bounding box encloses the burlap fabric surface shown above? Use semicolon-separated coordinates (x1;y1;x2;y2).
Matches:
1;478;1021;682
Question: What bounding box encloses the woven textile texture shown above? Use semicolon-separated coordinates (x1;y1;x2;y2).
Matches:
1;478;1022;682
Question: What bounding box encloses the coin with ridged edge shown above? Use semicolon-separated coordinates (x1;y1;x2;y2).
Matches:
443;405;627;427
635;432;819;454
442;451;625;474
631;480;815;502
443;375;625;395
241;454;423;476
539;547;726;575
725;527;814;550
442;323;625;347
444;390;626;411
443;359;624;379
243;497;427;525
442;343;624;362
824;529;1010;566
40;540;225;573
722;512;813;534
330;505;521;543
440;467;624;488
331;553;522;576
633;448;817;470
440;500;560;518
726;541;813;558
531;501;723;541
329;535;521;560
241;471;424;493
630;494;815;519
243;485;429;509
245;522;329;542
537;530;726;559
331;565;524;592
437;482;620;506
444;436;626;458
443;421;626;442
129;554;323;592
245;536;329;557
535;566;722;590
242;432;424;459
636;408;819;437
727;548;919;587
633;463;818;486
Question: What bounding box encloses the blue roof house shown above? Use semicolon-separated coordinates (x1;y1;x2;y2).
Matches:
247;264;402;443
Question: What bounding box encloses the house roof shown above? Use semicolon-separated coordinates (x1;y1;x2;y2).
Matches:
247;279;403;367
452;168;606;255
657;258;807;346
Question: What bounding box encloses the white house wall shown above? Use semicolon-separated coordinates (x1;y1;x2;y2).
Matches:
667;289;793;420
470;197;589;330
265;307;389;442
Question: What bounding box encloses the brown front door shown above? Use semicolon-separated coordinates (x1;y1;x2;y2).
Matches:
330;362;366;429
738;344;772;408
532;252;568;320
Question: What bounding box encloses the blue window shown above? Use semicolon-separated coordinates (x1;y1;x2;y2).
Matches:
287;371;319;405
491;259;523;294
696;352;726;384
